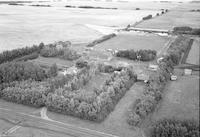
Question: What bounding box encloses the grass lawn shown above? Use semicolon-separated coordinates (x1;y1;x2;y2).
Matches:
94;32;171;52
145;75;199;125
142;74;199;136
186;38;200;65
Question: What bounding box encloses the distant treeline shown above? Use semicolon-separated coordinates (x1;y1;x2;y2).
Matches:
30;4;51;7
65;5;117;10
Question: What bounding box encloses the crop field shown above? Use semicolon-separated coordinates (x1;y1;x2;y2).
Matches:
0;4;161;52
46;1;179;10
186;38;200;65
136;3;200;30
94;32;171;52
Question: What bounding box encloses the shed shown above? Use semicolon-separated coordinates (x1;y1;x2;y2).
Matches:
184;69;192;75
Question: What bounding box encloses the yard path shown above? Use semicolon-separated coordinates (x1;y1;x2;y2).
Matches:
101;82;145;137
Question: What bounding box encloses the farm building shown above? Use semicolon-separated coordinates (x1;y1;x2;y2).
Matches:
184;69;192;75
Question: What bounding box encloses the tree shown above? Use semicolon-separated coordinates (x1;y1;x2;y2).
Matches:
47;63;58;77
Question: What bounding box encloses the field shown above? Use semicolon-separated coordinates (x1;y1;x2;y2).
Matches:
150;74;199;122
0;4;161;52
94;32;171;52
186;38;200;65
136;3;200;30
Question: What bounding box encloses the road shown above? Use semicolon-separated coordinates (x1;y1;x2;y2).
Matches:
0;107;119;137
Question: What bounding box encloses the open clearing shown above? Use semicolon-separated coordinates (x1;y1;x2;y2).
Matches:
186;38;200;65
94;32;171;52
136;3;200;30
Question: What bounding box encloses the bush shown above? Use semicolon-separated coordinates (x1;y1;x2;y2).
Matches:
76;59;88;68
150;119;199;137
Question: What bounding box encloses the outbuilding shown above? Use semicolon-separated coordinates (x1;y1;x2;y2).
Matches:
184;69;192;75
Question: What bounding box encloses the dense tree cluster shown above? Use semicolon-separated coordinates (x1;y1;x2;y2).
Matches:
0;80;51;107
14;52;39;62
0;61;47;84
127;36;190;127
167;36;192;65
142;14;152;20
116;49;157;61
150;119;199;137
40;45;80;61
87;33;116;47
46;67;136;121
173;26;200;35
97;63;124;73
0;45;41;64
